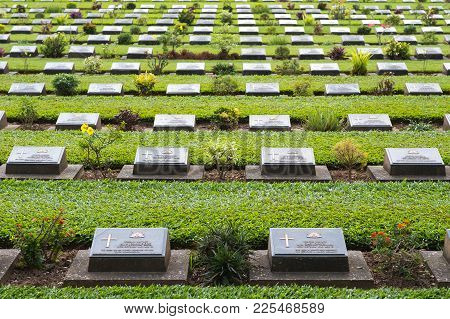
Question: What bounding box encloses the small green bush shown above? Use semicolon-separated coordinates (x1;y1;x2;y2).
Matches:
52;74;80;96
219;10;233;25
205;139;238;179
178;8;195;25
357;26;371;35
275;60;303;75
134;72;157;96
83;56;102;74
212;62;235;75
66;3;77;9
40;33;68;58
211;75;238;95
126;3;136;10
117;33;132;45
305;110;341;131
293;80;312;96
333;139;368;178
83;22;96;34
403;25;417;34
196;222;251;285
211;107;240;130
274;46;290;60
130;26;141;35
384;40;410;60
351;50;371;75
385;15;402;26
18;98;38;127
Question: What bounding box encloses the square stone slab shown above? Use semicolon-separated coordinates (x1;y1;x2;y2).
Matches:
383;148;445;176
445;230;450;263
56;113;101;130
444;114;450;131
0;111;7;129
87;34;111;44
268;228;349;272
68;46;95;58
0;250;20;284
166;84;200;96
237;19;256;26
393;35;417;44
5;146;67;175
246;83;280;96
10;46;37;58
153;114;195;131
133;147;189;175
284;26;305;35
88;228;170;272
325;84;360;96
8;83;45;96
415;47;443;60
330;27;351;35
0;34;10;43
240;36;262;45
0;61;9;74
193;26;213;34
176;63;205;75
102;26;123;34
299;48;324;60
377;62;408;75
261;147;316;176
36;35;53;44
87;83;124;96
57;26;78;34
138;34;159;45
242;63;271;75
405;83;442;95
310;63;340;76
249;115;291;131
127;47;153;59
110;62;141;75
347;114;392;131
368;166;450;181
249;250;374;288
114;19;133;25
292;35;314;45
342;35;365;45
421;250;450;287
64;249;190;287
11;26;32;34
357;47;383;59
241;48;266;60
148;26;168;34
422;26;443;34
189;35;211;44
156;19;174;26
44;62;74;74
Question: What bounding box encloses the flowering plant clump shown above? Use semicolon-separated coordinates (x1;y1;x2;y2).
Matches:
79;124;122;176
134;72;157;96
11;209;74;269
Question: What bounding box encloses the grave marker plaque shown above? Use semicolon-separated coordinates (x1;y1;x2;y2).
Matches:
5;146;68;175
110;62;141;75
8;83;45;96
246;83;280;96
87;83;123;96
310;63;340;76
44;62;74;74
377;62;408;75
261;147;316;176
10;46;37;58
68;46;95;58
347;114;392;131
249;115;291;131
153;114;195;131
325;84;360;96
242;63;271;75
175;63;205;75
0;111;7;130
88;228;170;272
268;228;349;272
127;47;152;59
133;147;189;175
405;83;442;95
383;148;445;176
166;84;200;96
56;113;101;130
0;61;9;74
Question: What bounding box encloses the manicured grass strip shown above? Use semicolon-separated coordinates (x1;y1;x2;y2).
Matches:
0;286;449;299
0;130;449;166
1;95;448;123
0;181;448;249
0;74;449;95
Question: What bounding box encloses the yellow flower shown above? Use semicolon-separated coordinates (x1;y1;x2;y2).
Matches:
81;123;89;133
87;127;95;136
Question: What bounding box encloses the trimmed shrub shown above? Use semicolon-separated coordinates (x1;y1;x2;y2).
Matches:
83;56;102;74
329;46;346;60
351;50;371;75
134;72;157;96
130;26;141;35
274;46;290;59
357;26;371;35
212;76;238;95
384;40;410;60
305;110;341;131
293;80;312;96
126;3;136;10
114;109;140;131
212;62;235;75
178;8;195;25
117;33;132;45
18;98;38;127
52;74;80;96
82;22;96;34
403;25;416;34
211;107;240;130
333;139;368;178
40;33;68;58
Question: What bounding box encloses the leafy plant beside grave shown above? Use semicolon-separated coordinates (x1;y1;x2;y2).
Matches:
40;33;68;58
83;56;102;74
194;222;251;285
305;110;342;132
52;74;80;96
211;107;240;130
134;72;157;96
212;62;235;76
384;40;410;60
211;75;238;95
329;46;346;60
11;209;74;269
205;139;238;179
113;109;141;131
18;98;38;129
333;139;368;179
351;50;371;75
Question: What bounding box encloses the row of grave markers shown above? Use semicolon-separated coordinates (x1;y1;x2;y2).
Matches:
1;111;450;131
0;145;448;182
1;227;449;287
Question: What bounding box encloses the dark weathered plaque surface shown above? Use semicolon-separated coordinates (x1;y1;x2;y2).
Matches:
383;148;445;176
444;114;450;131
88;228;170;272
133;147;189;175
269;228;349;272
261;147;315;176
6;146;68;175
0;111;7;129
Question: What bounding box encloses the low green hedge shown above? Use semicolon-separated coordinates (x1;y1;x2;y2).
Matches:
1;95;448;123
1;74;449;95
0;130;448;166
0;180;448;249
0;285;449;299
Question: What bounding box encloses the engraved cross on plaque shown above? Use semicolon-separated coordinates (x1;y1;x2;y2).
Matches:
101;234;117;248
15;150;28;159
143;150;152;161
280;233;294;248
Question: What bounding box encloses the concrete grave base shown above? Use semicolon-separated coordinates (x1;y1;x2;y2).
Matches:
367;166;450;182
420;251;450;287
249;250;374;288
64;250;190;287
0;165;84;180
117;165;204;181
0;249;20;284
245;165;332;182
